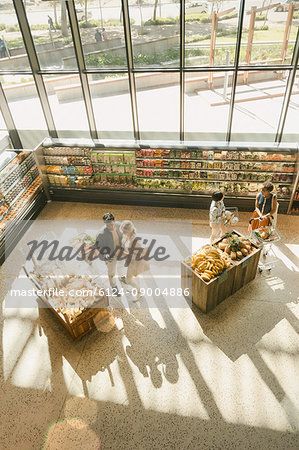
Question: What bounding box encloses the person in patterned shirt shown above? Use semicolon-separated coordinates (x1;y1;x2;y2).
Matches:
209;191;226;244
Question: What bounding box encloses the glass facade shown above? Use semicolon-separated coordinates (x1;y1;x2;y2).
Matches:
0;0;298;147
43;74;90;137
184;71;232;140
136;72;180;139
88;73;134;139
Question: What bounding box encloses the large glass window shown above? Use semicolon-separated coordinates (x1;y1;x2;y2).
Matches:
184;71;231;140
88;73;134;139
25;0;78;70
0;74;47;147
75;0;127;69
239;0;297;66
230;70;287;142
1;74;47;132
0;1;298;143
0;0;31;71
135;72;180;139
43;75;90;137
185;1;239;67
282;71;299;142
129;0;180;68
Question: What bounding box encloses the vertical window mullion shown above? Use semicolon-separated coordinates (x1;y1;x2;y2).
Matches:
180;0;185;141
226;0;246;142
121;0;140;140
66;0;98;140
275;29;299;143
13;0;57;138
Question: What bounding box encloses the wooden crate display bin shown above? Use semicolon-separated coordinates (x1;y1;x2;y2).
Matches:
181;260;235;313
182;231;261;313
70;301;110;341
24;265;111;341
227;230;261;293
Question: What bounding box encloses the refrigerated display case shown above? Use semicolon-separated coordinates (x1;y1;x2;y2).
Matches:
34;138;299;214
0;149;47;264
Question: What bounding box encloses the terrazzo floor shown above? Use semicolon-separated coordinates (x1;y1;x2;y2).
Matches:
0;201;299;450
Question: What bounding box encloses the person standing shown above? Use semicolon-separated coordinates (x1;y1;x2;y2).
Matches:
249;181;277;231
95;212;126;297
120;220;150;301
101;28;108;41
0;39;8;58
95;29;102;42
209;190;226;244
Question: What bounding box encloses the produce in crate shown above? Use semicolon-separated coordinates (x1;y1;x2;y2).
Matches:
217;233;253;260
187;245;231;282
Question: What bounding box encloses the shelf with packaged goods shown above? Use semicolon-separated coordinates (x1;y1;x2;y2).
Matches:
1;158;35;197
136;175;293;185
136;166;295;174
4;166;39;205
43;159;92;167
0;184;46;265
92;163;134;166
48;183;138;191
0;179;43;242
135;157;296;164
0;168;40;230
34;139;298;213
9;170;39;208
0;152;34;190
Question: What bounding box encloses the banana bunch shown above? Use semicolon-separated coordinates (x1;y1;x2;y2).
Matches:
191;245;231;282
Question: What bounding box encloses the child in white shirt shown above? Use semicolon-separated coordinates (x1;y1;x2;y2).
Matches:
209;191;226;244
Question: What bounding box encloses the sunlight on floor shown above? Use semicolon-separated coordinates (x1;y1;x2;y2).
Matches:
265;276;285;291
273;244;299;272
284;244;299;258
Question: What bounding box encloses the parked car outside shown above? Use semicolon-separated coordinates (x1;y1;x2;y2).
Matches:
185;2;209;14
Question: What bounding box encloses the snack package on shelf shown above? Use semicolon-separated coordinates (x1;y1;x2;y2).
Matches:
44;155;69;165
43;146;89;156
48;174;91;187
124;153;136;165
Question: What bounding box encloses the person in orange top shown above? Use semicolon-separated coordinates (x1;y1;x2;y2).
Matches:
249;181;278;231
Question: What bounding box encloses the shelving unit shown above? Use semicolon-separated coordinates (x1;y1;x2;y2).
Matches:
34;138;299;213
0;149;47;265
